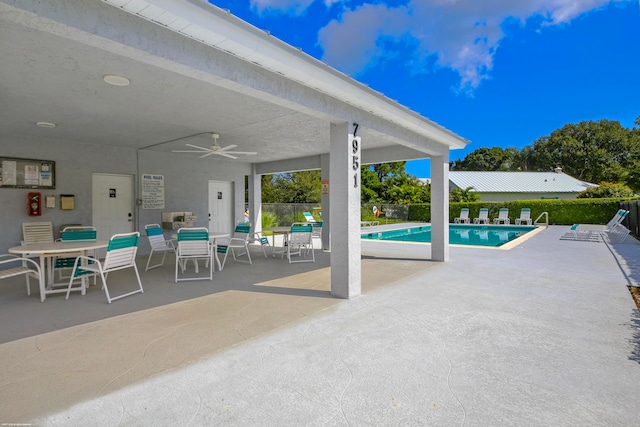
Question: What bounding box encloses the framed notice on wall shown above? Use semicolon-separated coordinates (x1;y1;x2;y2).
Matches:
0;156;55;189
141;173;165;209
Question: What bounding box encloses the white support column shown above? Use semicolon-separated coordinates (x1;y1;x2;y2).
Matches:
330;122;361;298
248;165;262;234
320;153;330;251
430;153;449;262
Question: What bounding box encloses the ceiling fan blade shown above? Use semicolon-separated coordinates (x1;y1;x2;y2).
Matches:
218;144;238;151
185;144;210;151
216;152;239;159
223;151;258;156
172;150;208;153
199;151;216;158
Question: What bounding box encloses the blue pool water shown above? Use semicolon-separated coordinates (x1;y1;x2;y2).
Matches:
361;224;536;247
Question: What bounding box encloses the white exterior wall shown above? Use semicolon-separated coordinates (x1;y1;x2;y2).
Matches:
0;137;251;256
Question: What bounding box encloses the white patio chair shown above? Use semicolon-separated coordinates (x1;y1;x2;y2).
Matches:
175;227;213;282
287;223;315;264
217;224;252;270
311;221;323;248
493;208;510;225
54;226;97;283
473;208;490;224
514;208;532;225
66;231;143;303
249;231;272;258
454;208;470;224
303;212;316;223
0;254;41;298
144;223;176;271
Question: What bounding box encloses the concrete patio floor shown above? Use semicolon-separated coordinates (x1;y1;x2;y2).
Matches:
1;225;639;425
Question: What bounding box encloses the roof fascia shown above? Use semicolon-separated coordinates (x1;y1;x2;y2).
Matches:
104;0;468;150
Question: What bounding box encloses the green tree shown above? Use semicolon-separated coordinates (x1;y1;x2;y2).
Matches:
361;161;431;204
450;147;520;171
530;118;639;183
261;171;321;203
576;182;635;198
450;186;480;202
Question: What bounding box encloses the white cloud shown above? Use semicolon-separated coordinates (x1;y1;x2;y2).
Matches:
250;0;315;15
316;0;631;95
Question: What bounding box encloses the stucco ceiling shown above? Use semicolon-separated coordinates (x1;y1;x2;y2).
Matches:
0;0;466;167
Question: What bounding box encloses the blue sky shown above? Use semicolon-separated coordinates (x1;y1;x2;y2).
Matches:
208;0;640;177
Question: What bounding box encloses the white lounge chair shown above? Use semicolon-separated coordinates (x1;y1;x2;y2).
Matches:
515;208;532;225
473;208;489;224
454;208;470;224
493;208;510;225
303;212;316;223
560;224;603;242
575;209;628;232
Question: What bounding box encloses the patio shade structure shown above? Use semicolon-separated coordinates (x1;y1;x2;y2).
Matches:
0;0;469;298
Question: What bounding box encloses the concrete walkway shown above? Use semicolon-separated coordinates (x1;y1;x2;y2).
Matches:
1;225;639;425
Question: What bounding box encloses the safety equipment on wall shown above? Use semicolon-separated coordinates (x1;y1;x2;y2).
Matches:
28;192;42;216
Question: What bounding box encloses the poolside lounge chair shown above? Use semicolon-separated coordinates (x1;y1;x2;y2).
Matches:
606;223;631;243
454;208;470;224
514;208;532;225
473;208;489;224
574;209;628;232
560;224;603;242
493;208;510;225
303;212;316;223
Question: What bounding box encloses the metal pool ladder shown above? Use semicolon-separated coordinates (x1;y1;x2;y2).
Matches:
534;212;549;228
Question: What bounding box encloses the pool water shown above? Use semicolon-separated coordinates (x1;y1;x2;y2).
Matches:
361;224;536;247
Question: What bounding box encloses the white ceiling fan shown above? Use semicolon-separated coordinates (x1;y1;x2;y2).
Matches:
172;133;257;159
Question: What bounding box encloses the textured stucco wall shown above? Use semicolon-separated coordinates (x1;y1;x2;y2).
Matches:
0;136;250;255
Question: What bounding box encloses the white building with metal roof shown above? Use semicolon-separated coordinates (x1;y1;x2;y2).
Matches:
448;169;597;202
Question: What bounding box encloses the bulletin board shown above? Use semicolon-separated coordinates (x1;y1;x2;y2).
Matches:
0;156;55;189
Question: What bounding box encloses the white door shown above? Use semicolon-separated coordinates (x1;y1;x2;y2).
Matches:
208;181;233;234
92;174;135;241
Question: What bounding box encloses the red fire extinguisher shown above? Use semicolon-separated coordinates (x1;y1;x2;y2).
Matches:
28;192;42;216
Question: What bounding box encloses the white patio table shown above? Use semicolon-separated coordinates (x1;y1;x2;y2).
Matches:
8;240;108;302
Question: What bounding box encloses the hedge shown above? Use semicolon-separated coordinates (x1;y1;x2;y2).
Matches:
407;198;639;225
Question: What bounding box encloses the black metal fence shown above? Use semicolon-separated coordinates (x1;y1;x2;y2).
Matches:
620;200;640;238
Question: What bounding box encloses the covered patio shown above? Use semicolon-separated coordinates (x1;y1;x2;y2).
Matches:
0;0;467;300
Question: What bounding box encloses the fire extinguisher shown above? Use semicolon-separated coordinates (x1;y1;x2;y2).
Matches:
28;192;42;216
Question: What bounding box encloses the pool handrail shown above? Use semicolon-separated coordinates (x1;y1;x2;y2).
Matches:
534;212;549;228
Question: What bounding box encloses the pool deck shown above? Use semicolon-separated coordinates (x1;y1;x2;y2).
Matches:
1;224;640;425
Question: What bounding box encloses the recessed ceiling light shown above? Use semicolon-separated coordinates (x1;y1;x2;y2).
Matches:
103;74;130;86
36;122;56;128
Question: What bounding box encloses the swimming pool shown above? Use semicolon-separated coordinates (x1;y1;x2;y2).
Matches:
361;224;537;247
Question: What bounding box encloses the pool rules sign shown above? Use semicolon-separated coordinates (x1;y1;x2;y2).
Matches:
142;174;165;209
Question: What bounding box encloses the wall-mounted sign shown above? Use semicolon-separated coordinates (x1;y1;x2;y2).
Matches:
321;180;329;194
109;188;117;198
141;174;165;209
